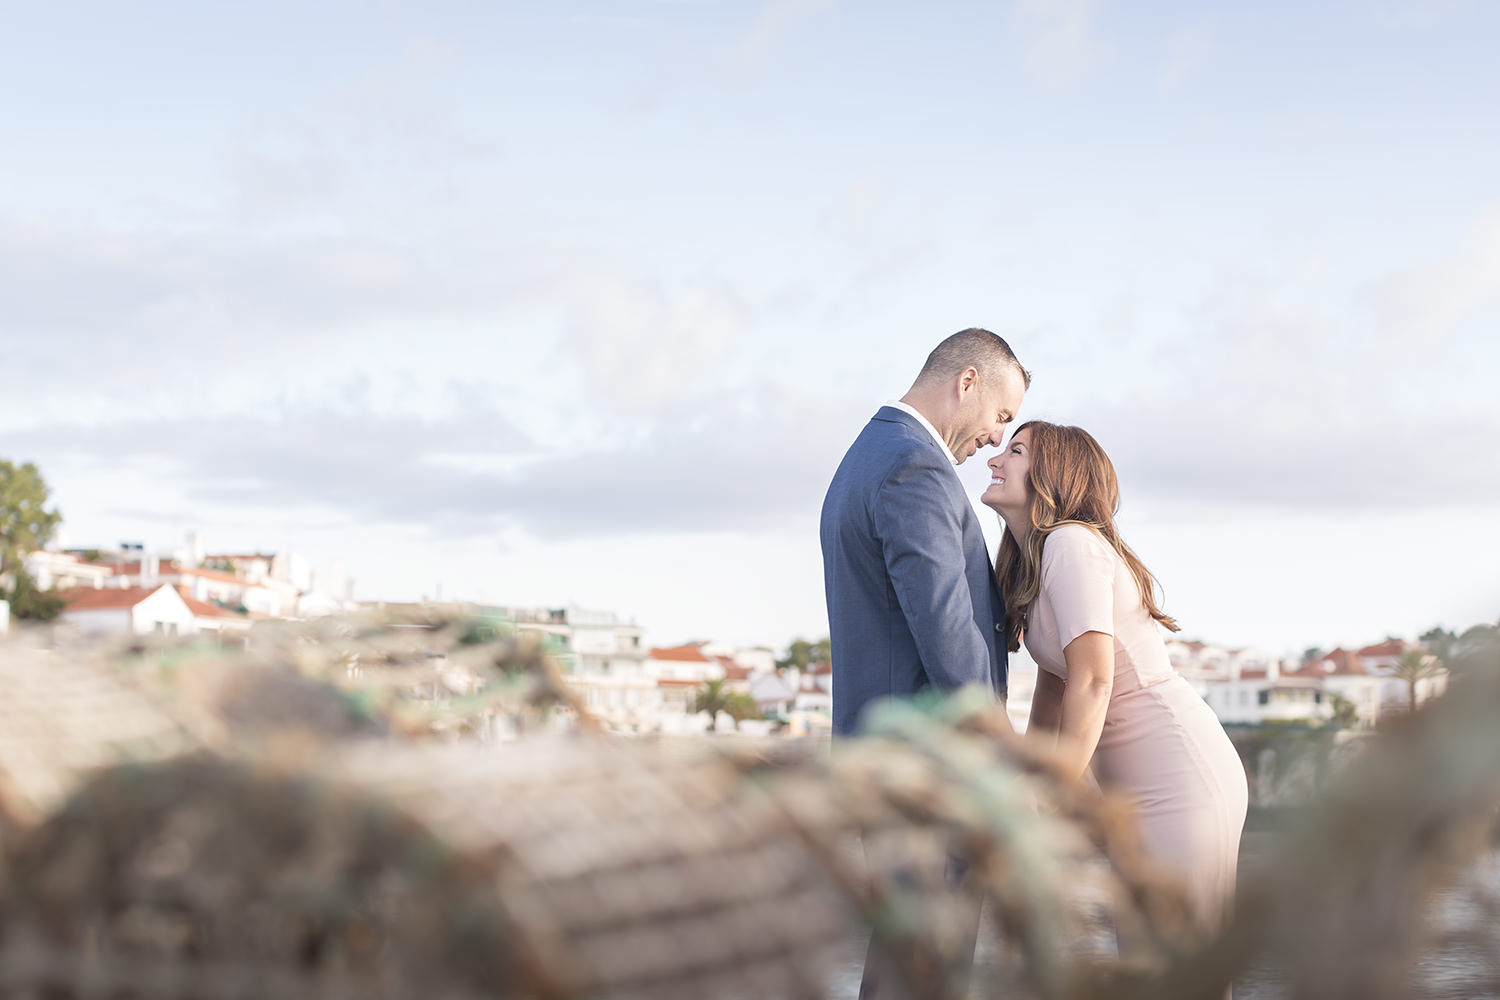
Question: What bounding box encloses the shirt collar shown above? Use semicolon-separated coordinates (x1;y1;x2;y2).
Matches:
885;400;958;465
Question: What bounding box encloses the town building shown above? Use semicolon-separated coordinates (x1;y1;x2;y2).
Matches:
1170;637;1448;729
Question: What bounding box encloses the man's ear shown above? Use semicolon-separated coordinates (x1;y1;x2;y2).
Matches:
957;366;979;395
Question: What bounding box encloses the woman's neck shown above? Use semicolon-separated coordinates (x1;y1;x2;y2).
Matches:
1002;513;1031;547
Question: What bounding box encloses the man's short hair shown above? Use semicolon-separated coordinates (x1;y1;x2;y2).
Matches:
916;327;1031;389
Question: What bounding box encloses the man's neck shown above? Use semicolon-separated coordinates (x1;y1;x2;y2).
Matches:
897;387;951;438
894;386;942;425
888;398;957;465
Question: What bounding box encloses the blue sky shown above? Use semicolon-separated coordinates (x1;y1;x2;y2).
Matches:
3;1;1498;656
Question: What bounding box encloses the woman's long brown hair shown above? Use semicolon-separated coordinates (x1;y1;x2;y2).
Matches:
995;421;1179;653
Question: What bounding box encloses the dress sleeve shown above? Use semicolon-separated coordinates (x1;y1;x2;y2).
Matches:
1039;525;1117;649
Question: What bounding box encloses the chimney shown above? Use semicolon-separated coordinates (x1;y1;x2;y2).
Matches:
143;552;159;587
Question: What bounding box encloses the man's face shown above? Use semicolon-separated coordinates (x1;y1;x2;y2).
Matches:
947;366;1026;464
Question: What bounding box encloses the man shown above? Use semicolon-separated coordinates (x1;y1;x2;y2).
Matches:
821;327;1028;735
819;327;1028;998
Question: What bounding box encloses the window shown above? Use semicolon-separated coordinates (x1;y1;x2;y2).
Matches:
1257;691;1269;706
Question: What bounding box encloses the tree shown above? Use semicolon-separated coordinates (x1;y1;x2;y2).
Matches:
1419;626;1458;668
724;692;763;726
1392;648;1444;715
1450;621;1500;678
694;678;731;732
776;637;831;671
0;460;62;585
4;568;63;621
1325;693;1360;731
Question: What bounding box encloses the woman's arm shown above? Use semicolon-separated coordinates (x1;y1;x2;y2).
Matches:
1053;630;1114;782
1027;667;1066;740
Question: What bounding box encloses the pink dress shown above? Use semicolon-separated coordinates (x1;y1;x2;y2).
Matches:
1024;524;1248;929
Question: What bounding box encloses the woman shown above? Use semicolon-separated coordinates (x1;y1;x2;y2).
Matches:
983;420;1248;933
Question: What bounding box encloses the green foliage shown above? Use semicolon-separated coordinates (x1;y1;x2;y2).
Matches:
1325;693;1360;731
775;636;830;671
1454;621;1500;673
3;568;64;621
723;692;762;724
693;678;730;731
1392;648;1443;715
0;459;62;582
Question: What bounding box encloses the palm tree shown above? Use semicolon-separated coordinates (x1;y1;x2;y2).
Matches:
694;678;731;732
1392;648;1444;715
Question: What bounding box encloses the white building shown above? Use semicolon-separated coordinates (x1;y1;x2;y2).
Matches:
24;550;113;591
497;605;658;733
1186;638;1448;730
57;582;255;637
58;584;200;637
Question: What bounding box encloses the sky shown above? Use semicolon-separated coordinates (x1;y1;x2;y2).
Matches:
3;0;1498;659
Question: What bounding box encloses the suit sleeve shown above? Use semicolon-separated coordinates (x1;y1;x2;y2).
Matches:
872;459;993;693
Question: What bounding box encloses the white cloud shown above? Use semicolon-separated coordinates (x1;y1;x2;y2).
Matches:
564;274;749;414
1366;200;1500;352
1009;0;1109;92
1159;22;1214;94
1043;230;1500;512
7;383;864;543
723;0;840;82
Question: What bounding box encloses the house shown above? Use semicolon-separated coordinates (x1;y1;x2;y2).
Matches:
1166;639;1232;696
174;586;255;636
1326;643;1446;722
57;584;200;637
24;550;113;591
750;671;798;717
92;555;294;617
648;643;727;684
1190;638;1450;730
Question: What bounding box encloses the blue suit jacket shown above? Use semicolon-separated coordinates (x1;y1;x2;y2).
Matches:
820;406;1008;735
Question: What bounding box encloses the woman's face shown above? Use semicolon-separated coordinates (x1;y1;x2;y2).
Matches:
981;427;1033;520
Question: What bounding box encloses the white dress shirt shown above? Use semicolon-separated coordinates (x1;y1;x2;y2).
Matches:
886;400;958;466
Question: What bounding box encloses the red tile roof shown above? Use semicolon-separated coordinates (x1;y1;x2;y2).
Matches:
650;644;713;663
173;586;245;619
1294;648;1368;677
59;585;171;611
1357;639;1409;658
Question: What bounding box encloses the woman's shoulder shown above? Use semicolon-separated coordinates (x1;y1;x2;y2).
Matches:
1043;522;1114;556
